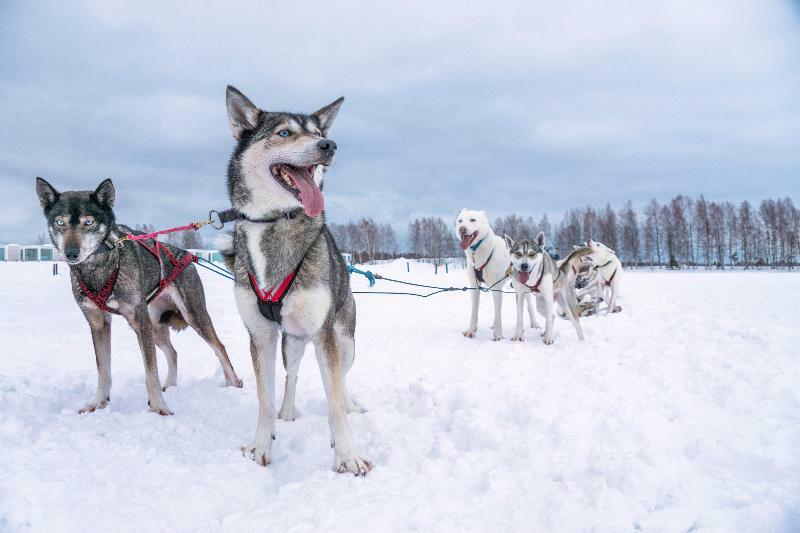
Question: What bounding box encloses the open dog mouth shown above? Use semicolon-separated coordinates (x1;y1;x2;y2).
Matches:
270;163;324;217
517;269;530;285
459;231;478;250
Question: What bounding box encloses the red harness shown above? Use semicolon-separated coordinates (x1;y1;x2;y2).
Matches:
77;239;197;315
249;263;302;325
525;267;545;293
605;268;618;286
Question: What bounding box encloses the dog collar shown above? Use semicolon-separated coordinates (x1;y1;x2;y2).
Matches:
215;208;302;225
469;237;485;251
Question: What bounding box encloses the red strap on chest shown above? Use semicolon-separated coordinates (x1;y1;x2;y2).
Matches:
78;268;121;314
605;268;618;286
249;271;297;303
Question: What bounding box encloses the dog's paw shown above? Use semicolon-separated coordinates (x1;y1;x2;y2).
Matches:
612;305;622;313
542;335;554;345
225;376;244;388
148;405;174;416
492;334;504;341
241;441;273;467
511;334;525;342
78;397;109;414
278;405;296;422
462;330;476;338
334;451;373;476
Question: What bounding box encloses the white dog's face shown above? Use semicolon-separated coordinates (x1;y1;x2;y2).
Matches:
455;208;490;250
587;239;615;258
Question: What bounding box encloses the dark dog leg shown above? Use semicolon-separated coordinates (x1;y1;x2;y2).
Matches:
189;314;243;388
126;306;172;415
79;308;112;413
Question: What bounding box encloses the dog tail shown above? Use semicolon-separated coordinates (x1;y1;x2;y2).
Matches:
160;310;189;331
559;246;592;278
215;232;235;272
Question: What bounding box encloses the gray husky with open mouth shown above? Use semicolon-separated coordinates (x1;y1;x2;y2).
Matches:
221;86;370;475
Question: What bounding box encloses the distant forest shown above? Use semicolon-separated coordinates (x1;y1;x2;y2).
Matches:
330;195;799;269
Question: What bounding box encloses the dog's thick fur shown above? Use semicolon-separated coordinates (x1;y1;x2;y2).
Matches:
35;178;242;415
505;231;591;344
586;239;623;314
455;208;531;340
222;86;370;475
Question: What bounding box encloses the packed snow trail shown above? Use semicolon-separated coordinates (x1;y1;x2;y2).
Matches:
1;261;799;532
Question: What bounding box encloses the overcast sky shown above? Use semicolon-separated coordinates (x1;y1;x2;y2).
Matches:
2;1;799;244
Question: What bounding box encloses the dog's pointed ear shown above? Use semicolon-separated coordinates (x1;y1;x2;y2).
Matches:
94;179;115;208
535;231;545;247
504;234;515;250
226;85;261;139
312;97;344;135
36;177;59;210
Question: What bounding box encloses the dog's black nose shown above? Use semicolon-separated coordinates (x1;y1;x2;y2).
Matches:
318;139;337;152
64;244;80;262
520;263;530;272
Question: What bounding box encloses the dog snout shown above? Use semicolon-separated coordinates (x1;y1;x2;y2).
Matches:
520;263;530;272
458;226;468;235
64;244;80;262
318;139;337;153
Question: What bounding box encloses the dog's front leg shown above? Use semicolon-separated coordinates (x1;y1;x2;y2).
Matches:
525;292;541;329
80;309;112;413
278;333;307;422
542;284;555;345
512;291;525;341
242;325;279;466
491;287;504;341
314;328;371;476
128;306;171;415
463;273;479;338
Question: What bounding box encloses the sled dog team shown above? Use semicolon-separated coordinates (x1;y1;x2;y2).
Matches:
456;208;623;345
35;86;621;476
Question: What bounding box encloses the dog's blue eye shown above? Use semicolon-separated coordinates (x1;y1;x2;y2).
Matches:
56;219;65;226
278;129;291;137
84;219;94;226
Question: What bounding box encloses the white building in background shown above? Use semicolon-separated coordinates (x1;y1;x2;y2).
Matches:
1;244;56;261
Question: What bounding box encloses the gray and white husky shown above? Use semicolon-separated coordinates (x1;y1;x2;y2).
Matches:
455;208;538;340
222;86;371;475
505;232;591;344
35;178;242;416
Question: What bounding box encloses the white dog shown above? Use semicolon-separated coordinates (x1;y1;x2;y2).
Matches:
586;239;623;314
455;208;522;340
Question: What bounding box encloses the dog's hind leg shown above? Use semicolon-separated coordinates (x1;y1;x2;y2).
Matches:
174;293;242;388
79;308;112;413
525;292;540;329
278;334;307;422
242;325;279;466
314;327;372;475
153;323;178;390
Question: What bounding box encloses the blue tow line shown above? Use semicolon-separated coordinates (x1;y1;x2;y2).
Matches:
195;257;512;298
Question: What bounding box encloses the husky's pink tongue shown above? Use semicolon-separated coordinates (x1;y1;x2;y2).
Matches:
518;271;530;285
459;233;475;250
287;166;324;217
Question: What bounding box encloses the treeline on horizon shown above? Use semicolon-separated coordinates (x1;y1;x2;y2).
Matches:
330;195;799;269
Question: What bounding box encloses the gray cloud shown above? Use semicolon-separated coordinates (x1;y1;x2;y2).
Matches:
2;0;799;244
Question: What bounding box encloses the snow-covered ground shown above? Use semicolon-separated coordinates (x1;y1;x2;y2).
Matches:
1;260;799;532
